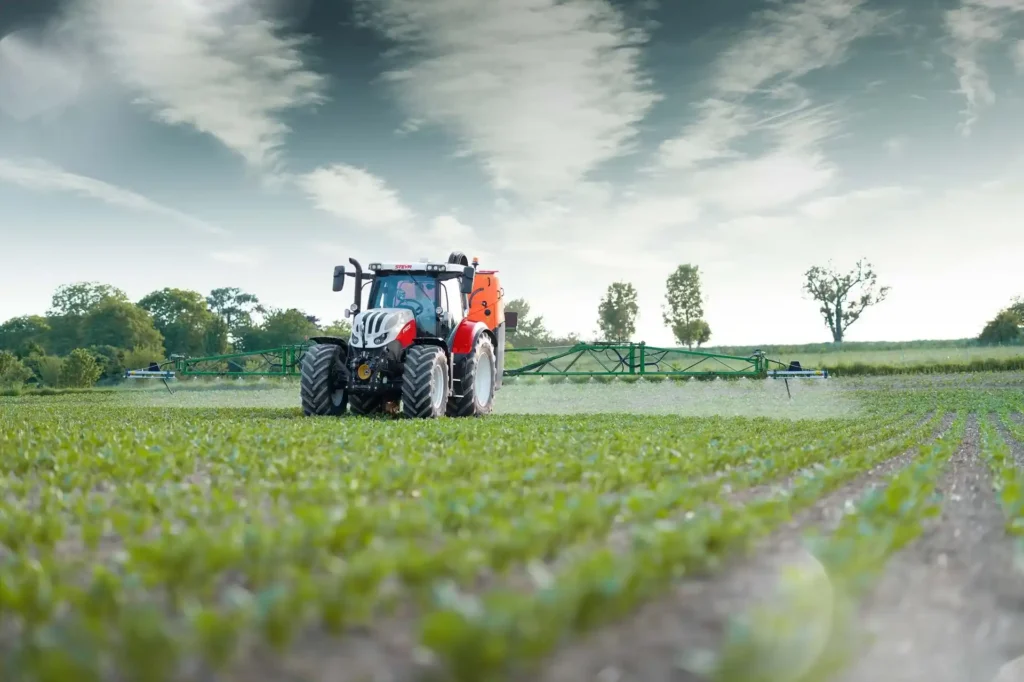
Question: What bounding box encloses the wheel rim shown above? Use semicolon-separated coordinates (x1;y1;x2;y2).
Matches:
475;351;493;405
430;362;445;410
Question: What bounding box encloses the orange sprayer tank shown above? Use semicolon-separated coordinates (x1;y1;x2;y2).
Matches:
466;269;504;331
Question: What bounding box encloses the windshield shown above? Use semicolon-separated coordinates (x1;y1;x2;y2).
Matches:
368;273;440;334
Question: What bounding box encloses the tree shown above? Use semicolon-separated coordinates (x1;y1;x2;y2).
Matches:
238;308;318;350
80;299;164;352
0;315;50;353
86;345;127;382
59;348;102;388
676;319;711;348
978;310;1021;345
663;264;712;348
0;350;33;389
504;298;551;347
320;319;352;338
207;287;266;343
597;282;639;342
49;282;128;317
978;298;1024;345
802;259;890;343
1008;296;1024;319
138;288;229;356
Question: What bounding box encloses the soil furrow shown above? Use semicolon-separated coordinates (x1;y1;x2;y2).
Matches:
526;414;955;682
837;414;1024;682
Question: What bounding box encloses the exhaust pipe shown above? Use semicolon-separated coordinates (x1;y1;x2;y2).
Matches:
349;258;363;313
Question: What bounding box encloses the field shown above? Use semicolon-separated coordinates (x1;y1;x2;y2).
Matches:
3;374;1024;682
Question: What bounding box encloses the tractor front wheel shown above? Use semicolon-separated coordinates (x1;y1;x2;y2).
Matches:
300;344;348;416
401;345;449;418
448;332;496;417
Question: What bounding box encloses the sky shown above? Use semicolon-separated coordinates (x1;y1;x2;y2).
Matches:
0;0;1022;347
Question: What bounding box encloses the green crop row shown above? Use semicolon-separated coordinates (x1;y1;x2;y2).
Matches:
979;412;1024;533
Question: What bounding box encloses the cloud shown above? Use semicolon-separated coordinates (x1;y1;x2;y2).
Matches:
943;0;1024;134
65;0;328;170
655;0;882;172
0;157;224;234
209;248;266;266
667;101;845;214
1014;40;1024;72
298;164;414;227
711;0;883;95
799;185;919;220
691;150;837;214
354;0;661;200
428;214;474;242
494;181;701;262
0;30;90;121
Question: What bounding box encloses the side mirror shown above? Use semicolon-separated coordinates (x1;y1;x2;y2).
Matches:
460;266;475;295
504;310;518;330
332;265;345;292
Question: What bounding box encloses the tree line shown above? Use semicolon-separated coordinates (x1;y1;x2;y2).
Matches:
0;283;353;389
0;258;1018;390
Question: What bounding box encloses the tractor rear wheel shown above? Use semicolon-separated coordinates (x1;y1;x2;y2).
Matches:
348;393;383;416
447;332;496;417
300;344;348;416
401;345;449;418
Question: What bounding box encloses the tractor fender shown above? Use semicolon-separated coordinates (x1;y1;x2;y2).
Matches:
308;336;350;352
410;338;448;356
449;319;493;356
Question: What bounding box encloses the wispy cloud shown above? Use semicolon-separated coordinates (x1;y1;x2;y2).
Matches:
0;157;224;234
354;0;661;200
943;0;1024;134
495;180;700;257
209;247;267;266
711;0;883;95
799;185;918;220
692;149;838;214
655;0;882;173
298;164;413;227
65;0;328;171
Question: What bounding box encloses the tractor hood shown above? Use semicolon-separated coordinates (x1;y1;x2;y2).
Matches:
350;308;415;349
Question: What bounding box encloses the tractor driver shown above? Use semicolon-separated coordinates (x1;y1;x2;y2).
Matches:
395;278;438;335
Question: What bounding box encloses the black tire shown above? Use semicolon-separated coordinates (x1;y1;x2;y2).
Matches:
447;332;496;417
401;345;449;418
300;344;348;416
447;251;469;266
349;393;383;416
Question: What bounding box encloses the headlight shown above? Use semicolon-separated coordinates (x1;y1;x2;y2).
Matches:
373;333;388;345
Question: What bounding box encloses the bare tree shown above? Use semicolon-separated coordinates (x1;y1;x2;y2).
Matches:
803;259;890;343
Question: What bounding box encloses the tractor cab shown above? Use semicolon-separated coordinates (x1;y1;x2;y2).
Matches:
366;270;461;339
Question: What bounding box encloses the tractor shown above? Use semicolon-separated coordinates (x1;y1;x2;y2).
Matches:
299;251;518;419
